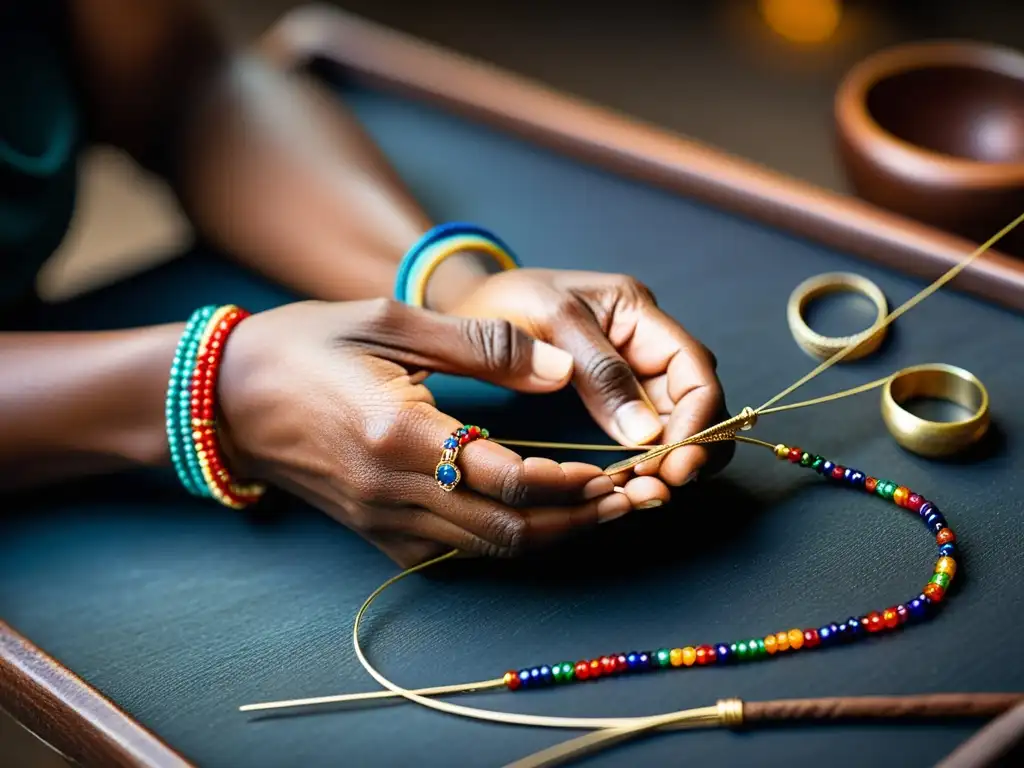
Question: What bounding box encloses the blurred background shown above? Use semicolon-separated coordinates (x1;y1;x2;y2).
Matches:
7;1;1024;764
43;0;1024;301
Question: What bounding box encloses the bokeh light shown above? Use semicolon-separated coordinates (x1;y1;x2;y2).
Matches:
758;0;842;44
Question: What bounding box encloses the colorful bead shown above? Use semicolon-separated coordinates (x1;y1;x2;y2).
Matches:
936;528;957;545
788;629;805;650
923;583;946;602
498;448;958;691
882;608;899;629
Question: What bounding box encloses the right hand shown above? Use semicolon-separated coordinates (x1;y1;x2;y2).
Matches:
216;299;646;567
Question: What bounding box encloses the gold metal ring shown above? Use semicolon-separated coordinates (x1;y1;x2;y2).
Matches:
787;272;888;361
881;363;990;458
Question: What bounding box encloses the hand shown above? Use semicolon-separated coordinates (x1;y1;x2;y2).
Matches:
216;299;632;567
445;268;734;495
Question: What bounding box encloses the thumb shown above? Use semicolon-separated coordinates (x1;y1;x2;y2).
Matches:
360;300;574;392
553;318;663;447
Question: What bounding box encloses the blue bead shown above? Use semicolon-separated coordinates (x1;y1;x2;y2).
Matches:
626;652;641;670
818;625;835;645
539;666;553;684
845;616;864;638
908;595;931;621
715;643;732;664
939;543;957;558
443;437;458;449
637;652;652;669
821;460;835;475
918;501;934;519
529;668;541;682
518;670;531;686
846;469;866;489
435;462;458;486
925;511;947;533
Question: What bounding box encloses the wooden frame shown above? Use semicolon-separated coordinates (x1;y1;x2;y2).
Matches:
5;5;1024;767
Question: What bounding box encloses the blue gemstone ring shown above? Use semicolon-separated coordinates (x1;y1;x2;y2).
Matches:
435;425;488;492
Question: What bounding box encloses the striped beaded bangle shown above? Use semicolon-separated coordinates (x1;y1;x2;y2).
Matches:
166;305;266;509
395;223;521;307
501;442;959;691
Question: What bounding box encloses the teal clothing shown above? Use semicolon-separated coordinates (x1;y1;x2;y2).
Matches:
0;6;79;305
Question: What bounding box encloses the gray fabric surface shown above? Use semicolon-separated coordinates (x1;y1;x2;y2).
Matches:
1;76;1023;767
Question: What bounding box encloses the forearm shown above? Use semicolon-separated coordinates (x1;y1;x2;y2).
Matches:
0;326;180;490
172;54;491;307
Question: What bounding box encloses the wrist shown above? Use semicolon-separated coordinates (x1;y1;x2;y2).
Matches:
423;250;498;312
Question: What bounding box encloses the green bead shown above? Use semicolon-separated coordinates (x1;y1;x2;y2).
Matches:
561;662;575;680
656;649;671;667
811;456;825;470
799;452;813;467
755;639;766;657
551;665;564;681
931;572;951;589
877;481;895;499
480;428;490;439
736;641;750;660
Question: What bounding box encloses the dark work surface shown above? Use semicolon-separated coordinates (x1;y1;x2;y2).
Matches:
2;77;1024;768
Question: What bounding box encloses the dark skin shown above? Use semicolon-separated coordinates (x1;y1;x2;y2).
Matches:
0;1;733;566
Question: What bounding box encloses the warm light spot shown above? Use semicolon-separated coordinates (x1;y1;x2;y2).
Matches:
758;0;842;44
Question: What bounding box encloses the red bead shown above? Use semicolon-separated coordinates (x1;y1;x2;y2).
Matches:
574;661;590;680
865;477;878;493
882;607;899;629
588;659;603;678
923;583;946;603
600;656;617;675
865;612;884;632
703;645;718;664
802;629;820;648
896;604;909;624
906;494;924;513
831;466;845;480
503;670;521;691
459;435;471;446
467;426;480;438
788;447;802;463
936;528;957;545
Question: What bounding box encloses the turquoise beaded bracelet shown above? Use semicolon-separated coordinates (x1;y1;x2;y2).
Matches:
166;305;218;496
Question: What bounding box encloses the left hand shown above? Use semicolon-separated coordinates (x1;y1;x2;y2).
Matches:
445;268;735;502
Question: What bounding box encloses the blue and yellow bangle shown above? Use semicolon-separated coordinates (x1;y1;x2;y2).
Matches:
395;222;521;307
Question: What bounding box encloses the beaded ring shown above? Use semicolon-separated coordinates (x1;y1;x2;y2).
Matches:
436;424;489;491
500;441;957;691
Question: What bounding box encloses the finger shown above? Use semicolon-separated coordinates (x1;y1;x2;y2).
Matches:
618;475;672;509
351;299;575;393
550;303;663;447
411;483;632;557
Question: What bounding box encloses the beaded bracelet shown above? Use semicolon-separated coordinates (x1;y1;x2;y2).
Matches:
166;305;266;509
501;442;958;691
395;223;521;307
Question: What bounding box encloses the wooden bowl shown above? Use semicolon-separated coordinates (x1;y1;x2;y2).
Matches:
835;41;1024;253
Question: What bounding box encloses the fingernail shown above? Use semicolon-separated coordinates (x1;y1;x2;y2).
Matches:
614;401;663;445
597;493;631;523
531;341;574;381
583;475;614;500
636;499;664;510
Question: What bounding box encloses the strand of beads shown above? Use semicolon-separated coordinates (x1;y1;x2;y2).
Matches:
166;305;266;509
435;425;489;491
501;445;958;691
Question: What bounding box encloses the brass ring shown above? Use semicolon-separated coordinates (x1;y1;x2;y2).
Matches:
787;272;888;361
881;363;990;458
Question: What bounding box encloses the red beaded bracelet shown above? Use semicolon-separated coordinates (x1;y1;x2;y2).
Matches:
189;305;266;509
